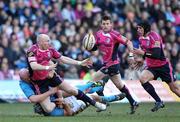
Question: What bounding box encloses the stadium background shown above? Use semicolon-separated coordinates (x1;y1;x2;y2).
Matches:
0;0;180;116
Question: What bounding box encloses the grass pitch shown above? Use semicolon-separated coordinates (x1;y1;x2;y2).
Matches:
0;103;179;122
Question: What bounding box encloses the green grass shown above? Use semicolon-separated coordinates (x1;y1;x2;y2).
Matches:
0;103;179;122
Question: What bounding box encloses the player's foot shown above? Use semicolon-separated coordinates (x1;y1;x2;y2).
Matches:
95;102;106;112
130;101;139;114
151;101;165;112
115;93;126;100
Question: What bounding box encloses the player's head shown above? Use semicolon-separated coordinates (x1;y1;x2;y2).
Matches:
19;68;31;82
101;15;113;33
137;21;151;36
37;34;51;50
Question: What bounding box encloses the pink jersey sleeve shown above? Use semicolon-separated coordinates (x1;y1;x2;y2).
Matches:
110;30;127;45
26;45;37;63
50;48;61;59
149;31;162;48
94;31;101;45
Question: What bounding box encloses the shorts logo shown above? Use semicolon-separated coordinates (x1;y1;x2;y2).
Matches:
105;69;108;73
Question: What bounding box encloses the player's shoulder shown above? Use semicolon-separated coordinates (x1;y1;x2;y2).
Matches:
26;44;38;57
149;31;159;36
110;30;121;38
27;44;38;52
95;30;103;36
148;31;161;41
110;30;120;35
19;80;33;89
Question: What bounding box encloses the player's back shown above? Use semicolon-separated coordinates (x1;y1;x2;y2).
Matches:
139;31;167;67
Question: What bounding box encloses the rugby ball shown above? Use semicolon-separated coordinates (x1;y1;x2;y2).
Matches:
83;33;96;51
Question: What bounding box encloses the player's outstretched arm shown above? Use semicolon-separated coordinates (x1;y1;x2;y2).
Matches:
29;87;59;103
59;56;92;67
29;62;57;71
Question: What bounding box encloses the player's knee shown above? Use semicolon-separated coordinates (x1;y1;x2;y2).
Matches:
139;75;147;83
67;89;78;96
43;105;55;113
65;111;73;116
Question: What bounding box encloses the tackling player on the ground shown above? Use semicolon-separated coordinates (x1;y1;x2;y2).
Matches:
133;21;180;112
19;68;125;116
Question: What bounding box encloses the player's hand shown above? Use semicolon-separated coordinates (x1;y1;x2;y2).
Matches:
48;62;57;70
131;54;144;70
54;98;64;108
133;62;144;70
47;70;55;78
133;48;145;55
49;87;59;95
79;58;93;68
127;55;135;68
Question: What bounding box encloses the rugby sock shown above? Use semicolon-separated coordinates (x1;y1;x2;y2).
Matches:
96;78;108;96
75;90;96;106
101;95;117;103
96;87;104;96
142;82;161;102
120;85;135;106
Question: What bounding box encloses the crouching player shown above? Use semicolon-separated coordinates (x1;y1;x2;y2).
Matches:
19;68;125;116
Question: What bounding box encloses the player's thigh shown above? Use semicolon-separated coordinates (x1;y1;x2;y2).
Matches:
110;74;124;89
40;96;56;113
92;70;106;82
59;81;78;95
139;70;154;83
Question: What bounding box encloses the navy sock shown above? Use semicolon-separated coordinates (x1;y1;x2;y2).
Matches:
96;87;104;96
142;82;161;102
120;85;135;106
75;90;96;106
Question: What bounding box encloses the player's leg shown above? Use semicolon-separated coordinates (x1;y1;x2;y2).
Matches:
110;74;139;114
90;93;126;103
161;62;180;97
76;82;95;92
92;70;107;81
96;76;109;96
58;81;106;111
140;70;162;102
168;82;180;97
91;70;107;96
40;96;56;113
139;69;164;112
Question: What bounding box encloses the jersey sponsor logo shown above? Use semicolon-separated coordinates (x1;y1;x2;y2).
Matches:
27;52;34;57
146;40;150;46
47;52;51;58
105;38;110;43
105;69;108;73
154;41;160;47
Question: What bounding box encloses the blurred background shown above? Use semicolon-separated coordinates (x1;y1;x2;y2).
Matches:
0;0;179;103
